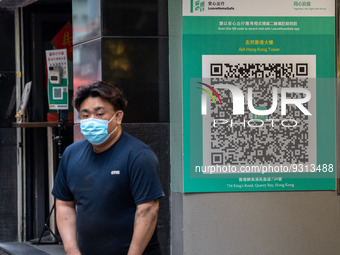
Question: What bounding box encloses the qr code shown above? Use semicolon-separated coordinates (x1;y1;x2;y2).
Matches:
53;87;66;100
201;55;316;168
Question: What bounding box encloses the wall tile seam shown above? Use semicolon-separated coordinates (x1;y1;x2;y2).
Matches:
74;35;169;46
73;35;102;47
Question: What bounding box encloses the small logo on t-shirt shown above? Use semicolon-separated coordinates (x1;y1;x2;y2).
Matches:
111;170;120;175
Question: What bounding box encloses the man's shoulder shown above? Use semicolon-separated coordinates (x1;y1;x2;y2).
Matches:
63;139;89;156
119;132;156;157
67;139;88;149
120;132;151;149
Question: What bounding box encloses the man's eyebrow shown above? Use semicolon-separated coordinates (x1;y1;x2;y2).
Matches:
94;106;105;111
79;106;105;113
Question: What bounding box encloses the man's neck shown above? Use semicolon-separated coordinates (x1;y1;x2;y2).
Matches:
92;127;123;153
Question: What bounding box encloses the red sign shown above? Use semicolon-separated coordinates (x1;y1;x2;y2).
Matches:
50;22;73;61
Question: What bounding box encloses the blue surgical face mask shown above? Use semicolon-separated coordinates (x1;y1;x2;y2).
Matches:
80;113;117;145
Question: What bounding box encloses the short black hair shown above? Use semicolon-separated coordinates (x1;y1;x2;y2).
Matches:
74;81;128;112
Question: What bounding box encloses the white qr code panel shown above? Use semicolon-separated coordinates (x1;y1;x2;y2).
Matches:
201;55;316;172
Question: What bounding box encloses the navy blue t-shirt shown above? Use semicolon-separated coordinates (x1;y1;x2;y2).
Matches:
52;132;164;255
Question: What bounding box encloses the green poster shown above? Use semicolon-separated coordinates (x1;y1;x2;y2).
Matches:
182;0;336;192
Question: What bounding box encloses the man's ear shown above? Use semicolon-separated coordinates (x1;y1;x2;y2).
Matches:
115;111;124;125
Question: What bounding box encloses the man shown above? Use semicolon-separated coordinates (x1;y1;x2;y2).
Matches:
52;81;164;255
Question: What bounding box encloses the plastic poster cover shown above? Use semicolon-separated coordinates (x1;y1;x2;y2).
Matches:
182;0;336;192
15;81;32;122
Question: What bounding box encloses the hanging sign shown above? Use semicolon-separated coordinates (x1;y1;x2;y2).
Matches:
46;49;69;110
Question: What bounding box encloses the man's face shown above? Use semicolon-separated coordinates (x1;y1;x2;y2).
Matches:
79;96;121;135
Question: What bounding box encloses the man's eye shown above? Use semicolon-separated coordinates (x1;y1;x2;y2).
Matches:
82;115;89;119
97;113;104;117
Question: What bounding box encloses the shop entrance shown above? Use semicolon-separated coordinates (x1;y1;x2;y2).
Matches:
21;0;73;241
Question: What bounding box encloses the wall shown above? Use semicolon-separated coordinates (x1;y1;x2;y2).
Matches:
181;192;340;255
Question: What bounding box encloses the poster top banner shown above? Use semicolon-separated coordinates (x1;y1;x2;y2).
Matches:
182;0;334;17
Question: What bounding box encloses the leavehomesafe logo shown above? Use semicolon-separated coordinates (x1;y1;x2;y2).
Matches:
190;0;235;13
197;82;312;128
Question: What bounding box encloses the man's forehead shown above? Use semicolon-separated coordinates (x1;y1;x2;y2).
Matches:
79;97;114;111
